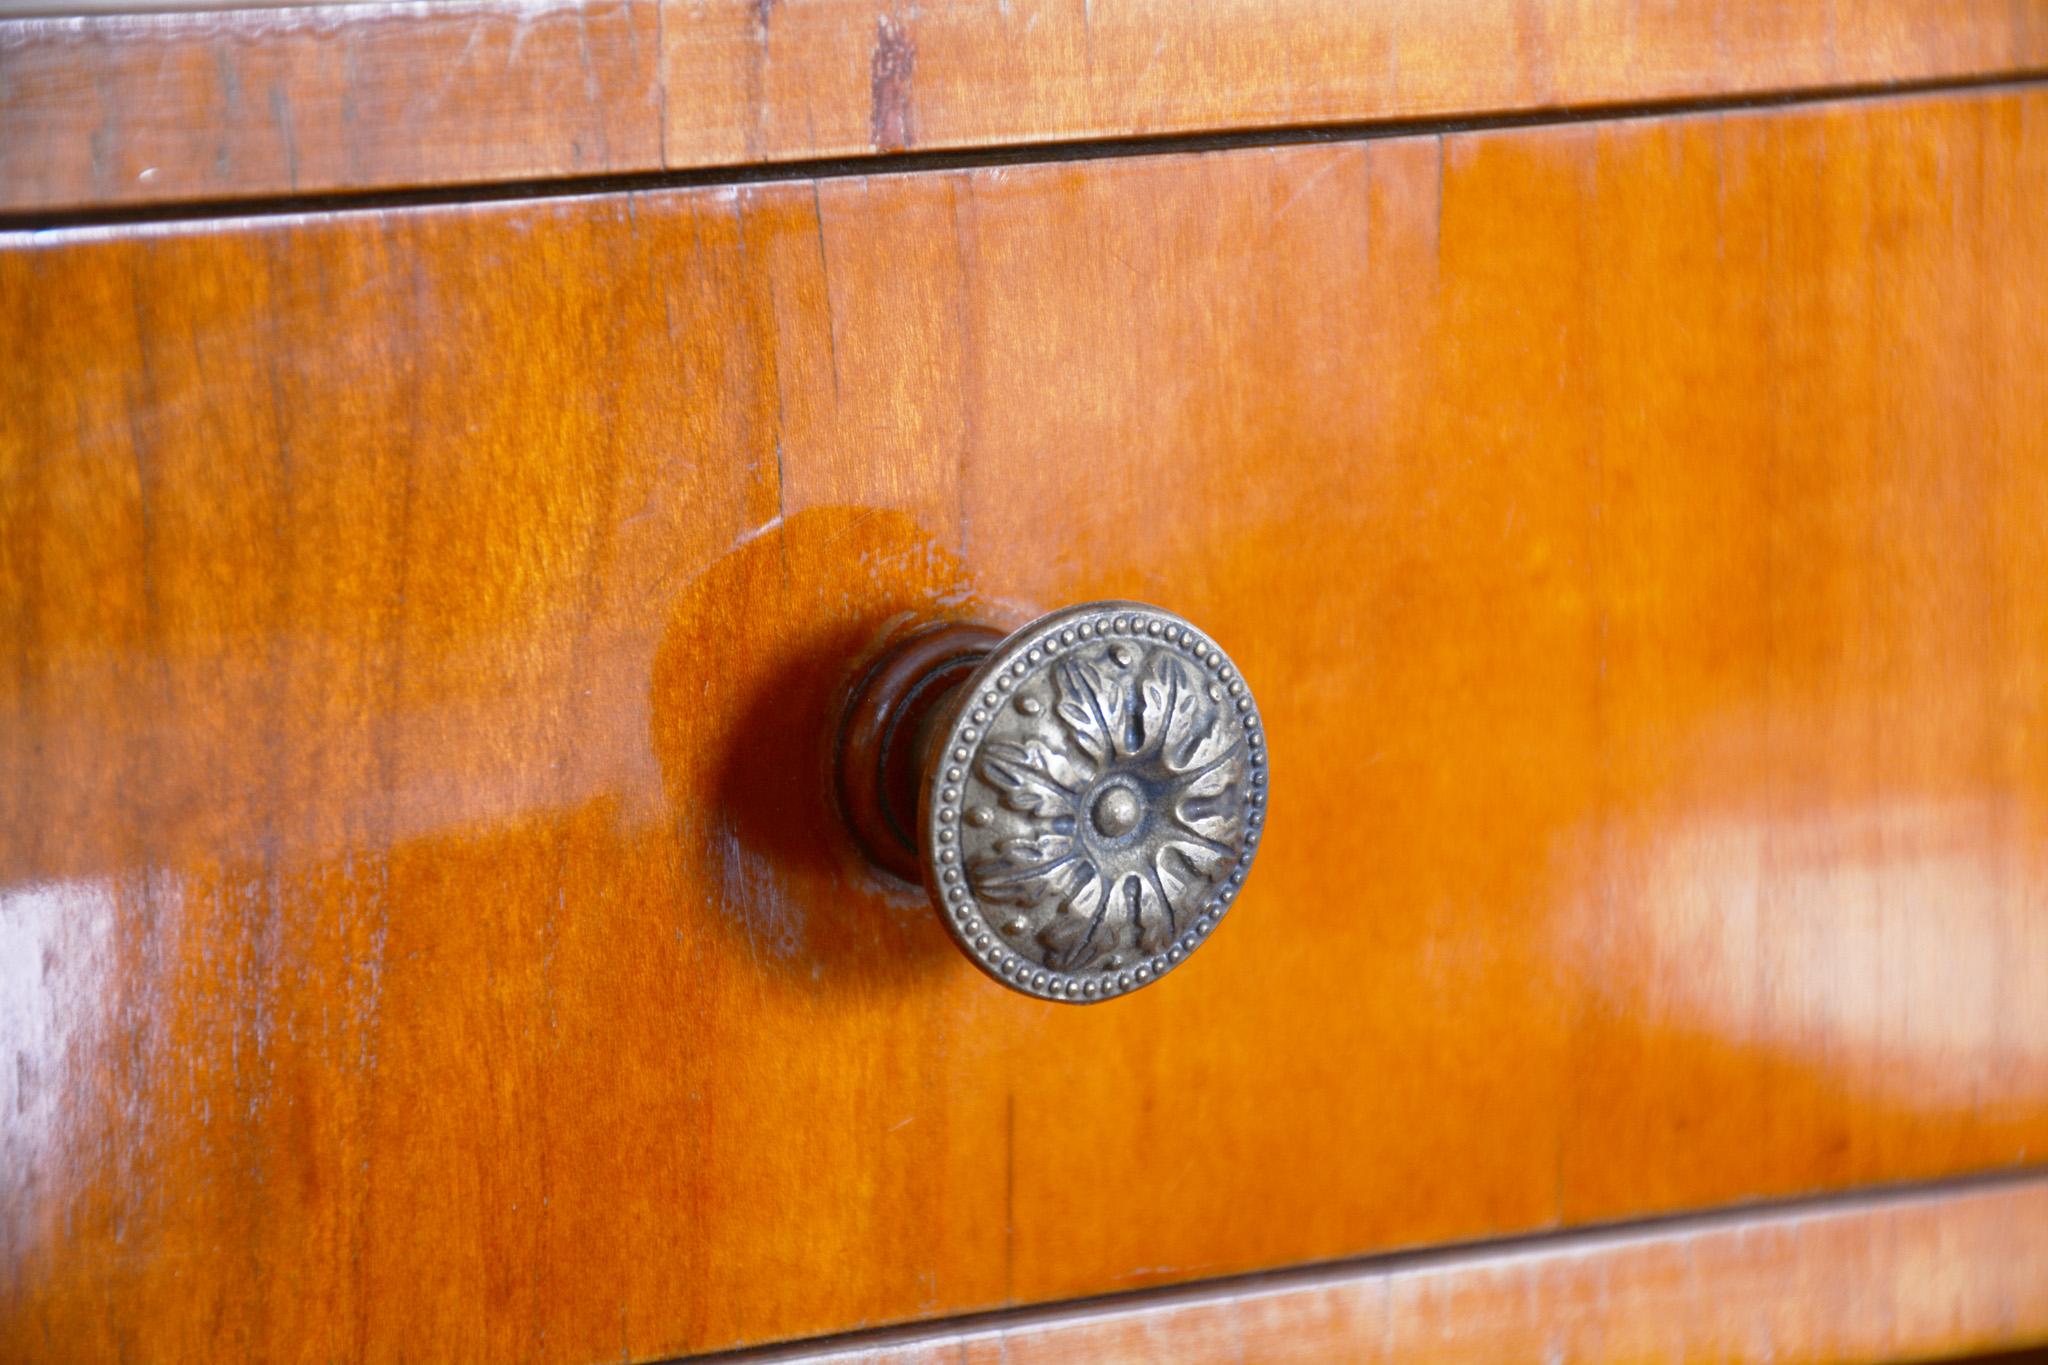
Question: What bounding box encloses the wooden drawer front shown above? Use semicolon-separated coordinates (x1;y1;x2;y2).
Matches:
7;0;2047;214
4;86;2047;1361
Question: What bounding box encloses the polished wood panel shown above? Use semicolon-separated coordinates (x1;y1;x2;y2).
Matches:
4;86;2048;1360
6;0;2048;212
720;1174;2048;1363
0;0;665;213
662;0;2048;166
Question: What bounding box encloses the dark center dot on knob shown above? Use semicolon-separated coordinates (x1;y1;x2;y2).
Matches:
1091;786;1142;838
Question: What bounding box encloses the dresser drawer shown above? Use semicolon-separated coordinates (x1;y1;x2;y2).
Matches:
3;86;2046;1361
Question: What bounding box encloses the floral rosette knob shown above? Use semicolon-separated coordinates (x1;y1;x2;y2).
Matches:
840;601;1266;1003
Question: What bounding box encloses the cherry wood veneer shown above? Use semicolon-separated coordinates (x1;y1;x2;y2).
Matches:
3;83;2047;1361
722;1175;2048;1364
4;0;2048;212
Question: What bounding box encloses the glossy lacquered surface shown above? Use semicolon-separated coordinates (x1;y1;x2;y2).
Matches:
5;0;2048;211
723;1174;2048;1364
4;86;2048;1361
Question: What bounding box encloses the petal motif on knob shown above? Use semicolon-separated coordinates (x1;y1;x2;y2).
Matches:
1052;656;1132;765
929;603;1265;1001
977;739;1091;816
971;835;1080;904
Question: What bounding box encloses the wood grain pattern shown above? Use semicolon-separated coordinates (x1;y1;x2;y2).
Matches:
6;0;2048;212
0;0;666;213
4;84;2048;1360
719;1174;2048;1363
662;0;2048;165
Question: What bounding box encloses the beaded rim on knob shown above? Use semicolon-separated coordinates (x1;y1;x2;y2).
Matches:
916;601;1266;1003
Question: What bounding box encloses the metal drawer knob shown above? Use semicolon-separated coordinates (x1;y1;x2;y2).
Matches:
837;601;1266;1002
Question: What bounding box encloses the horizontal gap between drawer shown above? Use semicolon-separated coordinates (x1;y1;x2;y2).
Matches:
683;1162;2048;1363
4;68;2047;235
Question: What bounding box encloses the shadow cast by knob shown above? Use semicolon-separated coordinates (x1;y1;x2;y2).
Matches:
647;504;1002;1000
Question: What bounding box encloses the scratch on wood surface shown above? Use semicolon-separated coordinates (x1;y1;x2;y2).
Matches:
1270;150;1346;225
1432;132;1447;274
1003;1089;1015;1306
729;514;784;552
869;11;914;152
268;84;300;190
651;0;670;167
810;181;842;402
